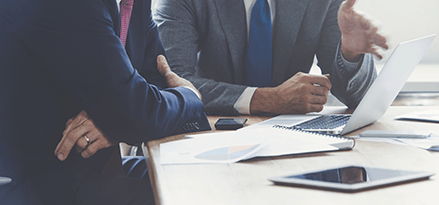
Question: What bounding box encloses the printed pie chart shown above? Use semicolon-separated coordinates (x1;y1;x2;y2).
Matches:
194;144;259;161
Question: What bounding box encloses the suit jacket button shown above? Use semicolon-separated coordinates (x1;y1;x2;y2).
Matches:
189;123;195;131
182;124;189;131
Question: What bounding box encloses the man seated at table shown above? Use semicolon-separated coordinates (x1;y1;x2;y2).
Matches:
0;0;209;204
153;0;388;115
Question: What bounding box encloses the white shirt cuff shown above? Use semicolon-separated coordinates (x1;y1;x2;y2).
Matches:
233;87;257;115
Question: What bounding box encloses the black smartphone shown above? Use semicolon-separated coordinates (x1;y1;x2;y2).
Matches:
214;118;247;130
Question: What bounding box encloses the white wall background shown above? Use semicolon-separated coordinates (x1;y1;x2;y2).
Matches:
151;0;439;64
354;0;439;64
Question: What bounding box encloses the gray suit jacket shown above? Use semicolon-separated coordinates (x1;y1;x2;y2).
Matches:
154;0;376;115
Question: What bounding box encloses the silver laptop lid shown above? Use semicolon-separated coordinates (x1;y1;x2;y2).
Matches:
340;34;436;135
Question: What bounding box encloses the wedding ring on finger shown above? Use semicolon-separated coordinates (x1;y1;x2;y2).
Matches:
83;135;90;147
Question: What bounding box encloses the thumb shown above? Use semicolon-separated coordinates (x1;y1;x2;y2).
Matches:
324;74;330;79
340;0;356;13
344;0;356;9
157;55;171;76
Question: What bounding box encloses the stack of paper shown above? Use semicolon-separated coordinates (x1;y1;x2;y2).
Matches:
359;133;439;151
160;131;264;164
160;127;353;165
396;110;439;123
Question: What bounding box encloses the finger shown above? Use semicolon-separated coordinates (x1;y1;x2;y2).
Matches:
74;111;89;126
63;119;73;135
80;142;99;159
156;55;184;87
342;0;356;11
324;74;330;79
62;111;89;141
167;72;181;85
371;33;388;50
81;136;115;159
66;119;73;127
346;0;356;8
372;53;383;60
55;119;90;161
359;15;372;30
311;94;328;104
80;136;102;159
308;103;325;113
311;85;330;97
75;133;92;153
55;127;87;161
73;119;103;152
366;26;378;37
367;47;383;60
157;55;171;76
308;75;332;90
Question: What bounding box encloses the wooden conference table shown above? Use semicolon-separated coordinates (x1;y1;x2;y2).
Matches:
143;106;439;205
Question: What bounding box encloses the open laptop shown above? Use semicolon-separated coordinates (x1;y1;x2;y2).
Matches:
285;34;436;135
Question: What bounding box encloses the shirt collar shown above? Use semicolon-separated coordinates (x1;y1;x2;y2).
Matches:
116;0;122;11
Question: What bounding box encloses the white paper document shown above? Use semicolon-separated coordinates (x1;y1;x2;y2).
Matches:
238;114;316;131
358;133;439;151
395;133;439;151
160;132;264;165
160;127;351;165
396;110;439;123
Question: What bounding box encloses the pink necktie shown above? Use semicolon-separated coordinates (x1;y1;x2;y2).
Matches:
120;0;134;47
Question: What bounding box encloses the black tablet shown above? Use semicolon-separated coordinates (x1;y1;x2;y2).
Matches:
268;165;434;192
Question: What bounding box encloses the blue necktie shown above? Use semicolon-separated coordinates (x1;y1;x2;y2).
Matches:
244;0;272;87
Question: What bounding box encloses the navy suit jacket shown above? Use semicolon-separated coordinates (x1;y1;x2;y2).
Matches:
0;0;209;203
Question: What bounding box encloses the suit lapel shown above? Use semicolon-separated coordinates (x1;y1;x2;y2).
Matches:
214;0;247;84
271;0;309;86
107;0;120;36
125;0;145;71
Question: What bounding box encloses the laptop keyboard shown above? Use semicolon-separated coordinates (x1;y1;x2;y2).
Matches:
293;115;351;134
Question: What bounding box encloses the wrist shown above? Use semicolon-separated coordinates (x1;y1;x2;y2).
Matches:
340;40;362;62
249;88;277;115
182;86;202;100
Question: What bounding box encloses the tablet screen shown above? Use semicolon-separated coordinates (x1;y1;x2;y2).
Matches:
269;166;434;192
288;166;425;184
290;166;367;184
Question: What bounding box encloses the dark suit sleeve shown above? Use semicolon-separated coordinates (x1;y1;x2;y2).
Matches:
140;15;168;89
126;0;168;89
23;0;210;144
316;0;377;108
154;0;248;115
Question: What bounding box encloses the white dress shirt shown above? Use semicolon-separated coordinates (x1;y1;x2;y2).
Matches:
243;0;276;35
117;0;122;11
